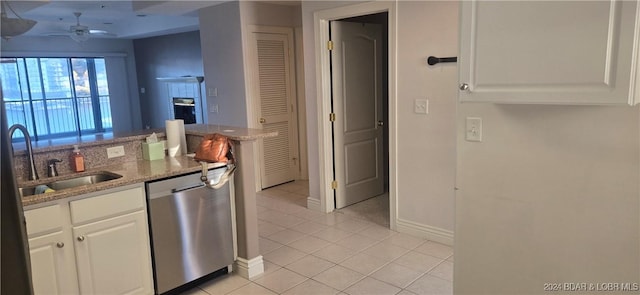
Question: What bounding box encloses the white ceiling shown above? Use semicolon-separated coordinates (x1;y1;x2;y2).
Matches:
4;0;230;39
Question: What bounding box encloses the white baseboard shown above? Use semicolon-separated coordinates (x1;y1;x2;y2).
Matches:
396;218;454;246
234;256;264;279
307;197;321;212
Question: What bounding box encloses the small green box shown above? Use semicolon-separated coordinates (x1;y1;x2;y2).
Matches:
142;142;165;161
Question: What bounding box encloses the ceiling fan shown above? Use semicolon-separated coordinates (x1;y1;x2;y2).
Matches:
50;12;115;42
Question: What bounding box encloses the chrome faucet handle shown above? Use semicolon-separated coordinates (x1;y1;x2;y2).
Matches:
47;159;62;177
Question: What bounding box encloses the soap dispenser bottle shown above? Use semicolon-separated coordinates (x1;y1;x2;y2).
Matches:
71;145;85;172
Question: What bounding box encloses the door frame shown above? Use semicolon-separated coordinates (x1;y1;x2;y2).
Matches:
313;1;398;229
244;25;301;190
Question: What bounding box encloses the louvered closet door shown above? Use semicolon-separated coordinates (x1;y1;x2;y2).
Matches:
255;32;298;188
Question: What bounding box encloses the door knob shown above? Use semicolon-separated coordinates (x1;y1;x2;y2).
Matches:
259;118;266;124
377;121;384;126
77;236;85;242
56;242;64;248
459;83;469;91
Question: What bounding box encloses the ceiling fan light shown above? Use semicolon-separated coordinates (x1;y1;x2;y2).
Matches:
69;25;90;42
70;31;89;42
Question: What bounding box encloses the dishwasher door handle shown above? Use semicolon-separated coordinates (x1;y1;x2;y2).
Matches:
171;183;205;193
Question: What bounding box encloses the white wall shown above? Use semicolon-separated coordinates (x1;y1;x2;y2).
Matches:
301;1;458;238
396;1;458;237
0;36;142;133
133;31;204;129
240;1;298;27
455;104;640;294
199;1;301;128
199;1;249;127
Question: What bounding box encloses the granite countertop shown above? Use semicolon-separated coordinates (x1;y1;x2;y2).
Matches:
184;124;277;141
20;155;227;207
13;124;276;156
17;124;276;207
11;128;166;156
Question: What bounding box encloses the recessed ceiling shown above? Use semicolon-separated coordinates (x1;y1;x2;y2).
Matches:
5;0;228;39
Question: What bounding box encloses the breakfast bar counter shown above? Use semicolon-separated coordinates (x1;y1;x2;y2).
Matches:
14;124;276;280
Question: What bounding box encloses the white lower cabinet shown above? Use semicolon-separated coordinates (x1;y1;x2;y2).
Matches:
73;211;152;295
28;230;77;295
25;184;153;295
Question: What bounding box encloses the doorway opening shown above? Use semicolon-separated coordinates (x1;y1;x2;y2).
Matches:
313;0;397;230
329;12;390;227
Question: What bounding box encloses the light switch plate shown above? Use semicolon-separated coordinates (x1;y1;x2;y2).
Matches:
106;146;125;158
466;117;482;142
415;99;428;114
208;88;218;97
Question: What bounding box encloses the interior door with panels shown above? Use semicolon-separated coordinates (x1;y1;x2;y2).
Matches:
330;21;385;209
252;28;300;188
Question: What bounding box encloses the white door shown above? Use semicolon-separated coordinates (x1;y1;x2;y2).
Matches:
29;231;79;295
73;211;153;295
331;21;384;209
459;0;639;105
252;29;300;188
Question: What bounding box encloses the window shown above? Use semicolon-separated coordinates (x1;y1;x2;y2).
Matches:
1;57;113;140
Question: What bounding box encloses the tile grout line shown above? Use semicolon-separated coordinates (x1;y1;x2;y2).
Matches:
247;181;452;294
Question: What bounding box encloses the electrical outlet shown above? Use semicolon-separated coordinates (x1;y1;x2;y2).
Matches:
465;117;483;142
106;146;125;158
414;99;428;114
210;104;219;113
208;88;218;97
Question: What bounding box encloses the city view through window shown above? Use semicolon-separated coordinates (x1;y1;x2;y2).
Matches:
1;57;113;141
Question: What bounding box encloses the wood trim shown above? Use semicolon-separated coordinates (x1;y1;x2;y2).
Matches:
235;255;265;279
396;218;454;246
295;26;309;180
631;0;640;105
313;1;398;227
306;197;322;212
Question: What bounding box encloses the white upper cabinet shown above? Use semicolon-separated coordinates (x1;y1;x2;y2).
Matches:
459;0;640;105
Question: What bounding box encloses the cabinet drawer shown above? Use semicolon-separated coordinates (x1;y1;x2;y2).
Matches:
25;205;64;237
70;186;145;225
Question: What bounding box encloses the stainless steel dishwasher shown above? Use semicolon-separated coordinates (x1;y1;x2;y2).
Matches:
146;164;235;294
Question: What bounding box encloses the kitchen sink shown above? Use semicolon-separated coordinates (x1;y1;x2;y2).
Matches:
19;172;123;197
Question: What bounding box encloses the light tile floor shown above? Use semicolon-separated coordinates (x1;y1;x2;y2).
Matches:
181;180;454;295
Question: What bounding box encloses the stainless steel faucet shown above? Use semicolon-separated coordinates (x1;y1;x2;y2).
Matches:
47;159;62;177
8;124;39;181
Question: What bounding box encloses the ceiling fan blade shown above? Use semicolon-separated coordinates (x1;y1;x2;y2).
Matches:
41;12;117;40
41;31;71;36
89;29;116;37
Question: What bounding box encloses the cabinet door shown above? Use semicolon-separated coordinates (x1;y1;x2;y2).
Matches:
459;0;639;105
73;211;153;295
29;231;78;295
